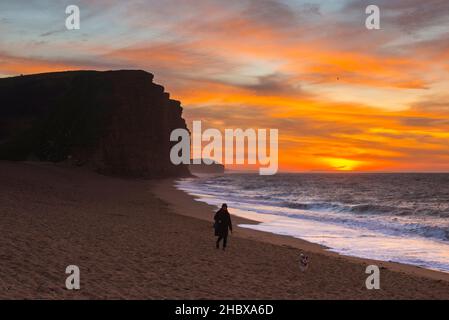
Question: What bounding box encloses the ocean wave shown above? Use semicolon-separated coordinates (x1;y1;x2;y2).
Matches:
282;200;404;215
348;204;408;215
178;173;449;243
401;223;449;241
280;200;446;217
282;201;343;212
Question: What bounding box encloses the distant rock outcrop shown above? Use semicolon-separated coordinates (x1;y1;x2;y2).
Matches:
0;70;190;178
188;159;225;175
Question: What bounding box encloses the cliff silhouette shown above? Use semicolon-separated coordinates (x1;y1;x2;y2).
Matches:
189;159;225;175
0;70;190;178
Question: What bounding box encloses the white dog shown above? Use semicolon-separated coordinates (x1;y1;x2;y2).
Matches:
299;253;309;272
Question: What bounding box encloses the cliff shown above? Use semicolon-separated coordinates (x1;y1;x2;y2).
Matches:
188;159;225;175
0;70;190;178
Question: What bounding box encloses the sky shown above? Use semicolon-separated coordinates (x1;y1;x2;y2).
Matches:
1;0;449;172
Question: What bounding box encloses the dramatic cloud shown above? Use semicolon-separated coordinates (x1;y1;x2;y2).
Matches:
1;0;448;171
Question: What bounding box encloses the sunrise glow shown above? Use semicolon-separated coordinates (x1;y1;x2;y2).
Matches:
1;0;448;172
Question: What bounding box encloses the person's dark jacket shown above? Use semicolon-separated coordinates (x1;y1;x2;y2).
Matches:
214;208;233;237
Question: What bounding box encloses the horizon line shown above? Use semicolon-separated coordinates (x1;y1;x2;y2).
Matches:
224;169;449;174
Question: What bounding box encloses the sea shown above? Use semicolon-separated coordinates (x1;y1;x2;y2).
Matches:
176;173;449;273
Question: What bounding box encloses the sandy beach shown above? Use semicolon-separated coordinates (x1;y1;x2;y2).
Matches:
1;161;449;299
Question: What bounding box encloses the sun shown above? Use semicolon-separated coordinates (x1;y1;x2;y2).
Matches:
322;157;365;171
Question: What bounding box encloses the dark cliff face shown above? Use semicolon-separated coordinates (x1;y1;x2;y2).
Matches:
0;70;190;178
189;159;225;175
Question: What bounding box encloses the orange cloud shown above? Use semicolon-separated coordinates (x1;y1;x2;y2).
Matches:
2;0;449;172
0;54;90;76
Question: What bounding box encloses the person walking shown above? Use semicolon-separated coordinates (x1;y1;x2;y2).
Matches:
214;203;233;250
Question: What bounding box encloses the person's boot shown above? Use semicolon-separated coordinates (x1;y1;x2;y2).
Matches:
216;241;219;249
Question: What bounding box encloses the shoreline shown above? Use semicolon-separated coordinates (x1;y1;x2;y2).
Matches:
2;161;449;299
152;178;449;283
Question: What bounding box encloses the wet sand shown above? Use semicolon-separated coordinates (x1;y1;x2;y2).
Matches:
1;161;449;299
